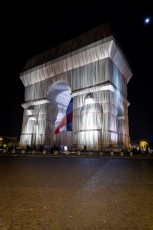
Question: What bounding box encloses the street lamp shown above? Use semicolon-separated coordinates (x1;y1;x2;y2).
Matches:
140;141;148;151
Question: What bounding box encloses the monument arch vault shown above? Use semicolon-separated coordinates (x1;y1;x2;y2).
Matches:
20;23;132;150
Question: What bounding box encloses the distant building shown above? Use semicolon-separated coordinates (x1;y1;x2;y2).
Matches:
20;23;132;150
0;135;18;146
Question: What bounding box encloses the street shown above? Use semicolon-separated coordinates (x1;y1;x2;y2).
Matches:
0;157;153;229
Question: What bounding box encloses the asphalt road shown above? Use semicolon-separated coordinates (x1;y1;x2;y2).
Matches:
0;157;153;229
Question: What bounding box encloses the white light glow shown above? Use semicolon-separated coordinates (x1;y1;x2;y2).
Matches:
64;146;68;151
144;17;151;24
29;117;37;121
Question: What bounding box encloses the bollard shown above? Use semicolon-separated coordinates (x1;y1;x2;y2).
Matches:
100;151;104;156
66;151;70;155
130;152;133;157
120;151;124;156
32;150;36;154
110;151;114;156
77;150;81;156
3;149;7;153
89;151;92;156
54;150;58;155
22;149;26;154
12;149;16;154
43;149;46;155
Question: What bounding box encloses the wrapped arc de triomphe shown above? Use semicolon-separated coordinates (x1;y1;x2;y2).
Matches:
20;23;132;151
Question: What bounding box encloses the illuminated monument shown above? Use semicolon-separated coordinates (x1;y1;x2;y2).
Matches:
20;23;132;150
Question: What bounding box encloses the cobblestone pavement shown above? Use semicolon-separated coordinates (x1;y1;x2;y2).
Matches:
0;157;153;229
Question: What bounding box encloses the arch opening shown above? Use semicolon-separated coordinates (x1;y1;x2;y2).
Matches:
47;81;72;149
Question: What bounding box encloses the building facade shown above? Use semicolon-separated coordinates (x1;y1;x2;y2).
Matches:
20;23;132;150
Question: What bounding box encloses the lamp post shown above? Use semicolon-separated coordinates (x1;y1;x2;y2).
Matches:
140;141;147;151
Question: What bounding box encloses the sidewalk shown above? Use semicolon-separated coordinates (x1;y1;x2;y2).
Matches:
1;149;153;159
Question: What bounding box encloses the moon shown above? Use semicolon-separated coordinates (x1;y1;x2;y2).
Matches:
144;17;151;24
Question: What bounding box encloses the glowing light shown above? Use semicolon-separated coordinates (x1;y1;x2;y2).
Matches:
85;98;95;105
144;17;151;24
140;140;148;150
29;117;37;120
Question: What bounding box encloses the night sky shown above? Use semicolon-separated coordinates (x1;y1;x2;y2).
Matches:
1;2;153;142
